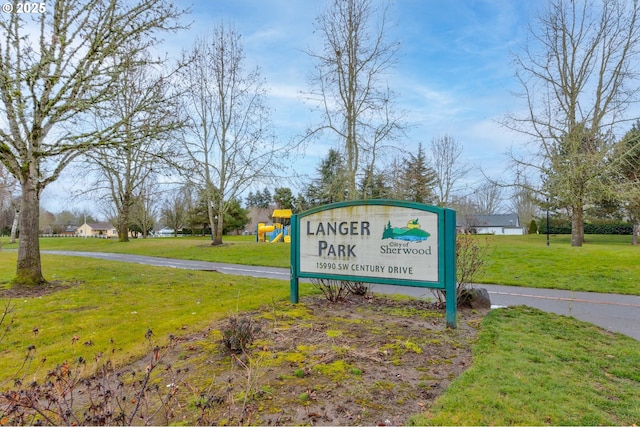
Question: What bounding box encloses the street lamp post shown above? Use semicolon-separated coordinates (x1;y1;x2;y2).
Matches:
546;197;550;246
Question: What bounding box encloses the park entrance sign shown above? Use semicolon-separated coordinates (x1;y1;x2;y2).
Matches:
289;200;457;328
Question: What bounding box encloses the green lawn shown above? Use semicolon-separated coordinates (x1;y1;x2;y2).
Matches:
480;234;640;295
0;252;315;384
33;235;292;268
1;236;639;425
414;306;640;426
4;233;638;295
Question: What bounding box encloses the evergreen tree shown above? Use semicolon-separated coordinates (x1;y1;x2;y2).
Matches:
186;198;210;236
223;198;251;234
273;187;295;209
399;143;437;203
306;150;348;206
245;188;272;208
359;169;391;199
260;188;273;208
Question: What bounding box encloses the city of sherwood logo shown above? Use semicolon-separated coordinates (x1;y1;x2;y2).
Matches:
382;218;430;242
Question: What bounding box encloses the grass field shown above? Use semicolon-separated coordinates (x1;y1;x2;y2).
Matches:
0;234;639;424
34;234;292;267
4;233;638;295
482;234;640;295
414;306;640;425
0;252;313;381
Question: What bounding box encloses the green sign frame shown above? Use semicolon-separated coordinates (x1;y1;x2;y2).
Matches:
290;199;457;328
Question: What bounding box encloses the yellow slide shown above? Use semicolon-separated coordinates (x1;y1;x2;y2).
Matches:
271;232;283;243
257;223;275;242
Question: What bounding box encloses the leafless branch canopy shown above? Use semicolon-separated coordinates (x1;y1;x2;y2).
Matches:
504;0;640;245
304;0;404;198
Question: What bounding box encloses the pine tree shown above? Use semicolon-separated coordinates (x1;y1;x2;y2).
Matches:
400;143;437;204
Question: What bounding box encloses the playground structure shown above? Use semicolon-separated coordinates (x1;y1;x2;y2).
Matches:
257;209;292;243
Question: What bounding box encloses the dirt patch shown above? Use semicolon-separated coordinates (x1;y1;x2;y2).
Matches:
0;281;76;298
147;293;486;426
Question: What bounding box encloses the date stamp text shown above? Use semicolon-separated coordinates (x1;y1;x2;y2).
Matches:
2;2;46;14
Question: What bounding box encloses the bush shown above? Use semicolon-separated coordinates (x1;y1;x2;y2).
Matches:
310;279;371;302
435;234;491;307
538;217;572;234
585;221;634;234
538;218;634;235
528;219;538;234
455;234;491;292
221;315;261;354
343;281;371;297
0;326;188;426
310;278;350;302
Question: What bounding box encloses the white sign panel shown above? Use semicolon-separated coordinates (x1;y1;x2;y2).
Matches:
298;204;439;282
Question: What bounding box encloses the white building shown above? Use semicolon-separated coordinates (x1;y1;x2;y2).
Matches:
457;214;525;235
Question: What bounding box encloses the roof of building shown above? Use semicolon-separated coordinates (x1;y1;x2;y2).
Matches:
457;214;521;228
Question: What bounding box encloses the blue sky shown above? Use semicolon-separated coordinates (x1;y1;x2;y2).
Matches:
177;0;537;173
42;0;540;213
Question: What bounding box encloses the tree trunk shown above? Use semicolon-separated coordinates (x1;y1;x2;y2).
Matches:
214;214;224;245
633;223;639;246
15;180;46;286
208;199;224;246
117;220;130;242
570;206;584;247
117;197;131;242
10;207;19;244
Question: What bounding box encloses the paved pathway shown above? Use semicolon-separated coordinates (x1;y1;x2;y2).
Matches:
371;283;640;341
43;250;640;341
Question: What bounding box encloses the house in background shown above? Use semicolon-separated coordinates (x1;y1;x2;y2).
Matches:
77;222;118;238
59;225;79;237
457;214;525;235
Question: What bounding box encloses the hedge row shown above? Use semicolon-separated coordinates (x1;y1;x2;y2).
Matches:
538;219;634;235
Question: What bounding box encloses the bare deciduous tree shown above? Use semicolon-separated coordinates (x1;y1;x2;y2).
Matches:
128;181;158;239
430;135;471;206
473;181;504;215
506;0;640;246
84;54;181;242
509;180;540;229
614;121;640;244
0;0;184;285
160;186;192;237
306;0;403;199
177;24;291;245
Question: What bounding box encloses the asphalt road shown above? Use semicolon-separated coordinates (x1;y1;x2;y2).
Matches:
43;250;640;341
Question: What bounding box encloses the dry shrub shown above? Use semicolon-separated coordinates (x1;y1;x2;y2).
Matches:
343;281;371;296
0;331;188;426
221;315;261;354
310;278;349;302
435;234;492;306
311;278;372;302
